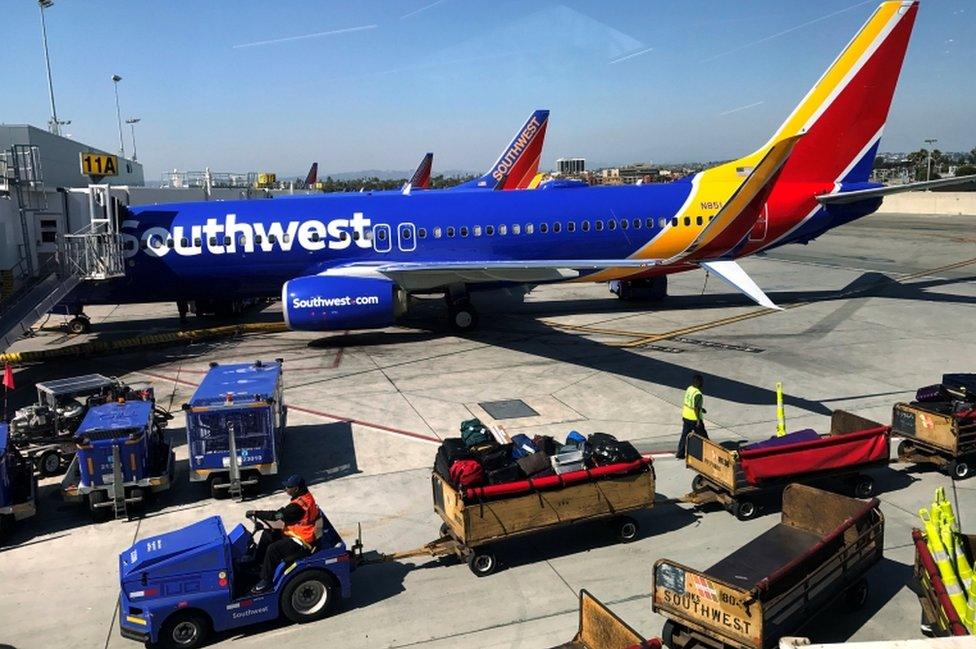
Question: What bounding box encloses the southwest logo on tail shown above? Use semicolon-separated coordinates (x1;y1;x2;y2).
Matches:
65;2;976;335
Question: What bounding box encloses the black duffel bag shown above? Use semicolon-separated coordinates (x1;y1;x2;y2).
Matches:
473;442;515;472
588;433;642;466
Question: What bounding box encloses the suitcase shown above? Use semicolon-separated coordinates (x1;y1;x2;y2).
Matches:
533;435;558;456
517;450;552;477
449;459;484;488
551;447;586;475
442;438;472;464
915;384;947;403
510;434;537;459
942;374;976;402
566;431;587;447
487;464;524;485
474;443;514;472
461;425;492;448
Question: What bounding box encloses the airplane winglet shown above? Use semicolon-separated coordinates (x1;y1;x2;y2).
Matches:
700;260;782;310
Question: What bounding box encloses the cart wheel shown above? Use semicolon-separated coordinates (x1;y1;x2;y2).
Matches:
467;548;497;577
661;620;680;648
36;450;62;477
439;522;451;538
281;569;339;623
616;516;640;543
88;491;111;523
732;499;757;521
158;611;209;649
853;475;875;499
948;459;972;481
896;439;914;460
844;578;869;610
210;474;230;500
691;474;707;492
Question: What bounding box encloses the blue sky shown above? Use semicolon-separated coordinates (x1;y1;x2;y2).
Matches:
4;1;973;181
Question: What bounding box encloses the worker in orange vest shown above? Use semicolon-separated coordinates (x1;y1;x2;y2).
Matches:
247;474;328;594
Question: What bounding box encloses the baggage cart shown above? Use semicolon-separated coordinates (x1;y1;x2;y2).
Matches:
684;411;888;520
61;394;174;522
546;589;659;649
183;360;287;500
893;402;976;480
911;527;973;637
0;423;37;537
653;484;884;649
428;460;655;576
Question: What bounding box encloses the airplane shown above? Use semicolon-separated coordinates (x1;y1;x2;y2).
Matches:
61;1;973;335
304;162;318;188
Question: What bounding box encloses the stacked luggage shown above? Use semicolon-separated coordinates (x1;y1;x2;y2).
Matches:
433;419;644;492
914;373;976;406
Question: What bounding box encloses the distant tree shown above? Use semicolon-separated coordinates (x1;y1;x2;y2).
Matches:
956;164;976;177
970;147;976;164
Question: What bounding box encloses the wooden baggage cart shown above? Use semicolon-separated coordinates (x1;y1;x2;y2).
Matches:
653;484;884;649
912;528;973;637
431;462;655;576
893;402;976;480
546;589;659;649
684;410;888;520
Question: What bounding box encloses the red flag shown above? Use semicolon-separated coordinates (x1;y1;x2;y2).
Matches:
2;363;14;390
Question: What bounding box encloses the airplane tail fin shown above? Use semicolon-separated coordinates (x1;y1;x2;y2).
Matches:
304;162;318;187
455;109;549;191
409;153;434;190
756;1;919;185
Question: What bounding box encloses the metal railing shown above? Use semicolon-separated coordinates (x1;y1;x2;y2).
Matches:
62;227;125;280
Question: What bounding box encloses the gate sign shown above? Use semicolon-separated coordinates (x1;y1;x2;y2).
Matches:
80;152;118;178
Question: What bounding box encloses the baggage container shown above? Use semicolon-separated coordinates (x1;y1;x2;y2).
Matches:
893;401;976;480
430;458;655;576
546;589;659;649
653;485;884;649
911;527;973;637
684;410;888;520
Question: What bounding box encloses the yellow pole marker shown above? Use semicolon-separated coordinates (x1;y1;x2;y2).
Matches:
940;500;973;592
966;574;976;632
921;507;970;621
776;382;786;437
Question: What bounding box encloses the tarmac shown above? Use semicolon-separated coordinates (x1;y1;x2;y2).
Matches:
1;212;974;649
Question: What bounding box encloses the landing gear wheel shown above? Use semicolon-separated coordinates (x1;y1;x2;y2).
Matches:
853;475;875;499
467;548;497;577
948;459;972;481
210;474;230;500
844;578;869;610
158;611;209;649
732;499;757;521
616;516;639;543
88;491;111;523
67;316;91;335
37;449;61;476
691;474;707;492
281;570;338;623
449;304;478;333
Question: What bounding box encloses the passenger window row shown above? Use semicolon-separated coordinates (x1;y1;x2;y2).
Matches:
416;216;674;240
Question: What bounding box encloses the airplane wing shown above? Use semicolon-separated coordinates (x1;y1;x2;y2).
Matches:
816;174;976;204
374;259;661;291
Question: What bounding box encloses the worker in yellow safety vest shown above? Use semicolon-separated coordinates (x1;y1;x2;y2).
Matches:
676;374;708;460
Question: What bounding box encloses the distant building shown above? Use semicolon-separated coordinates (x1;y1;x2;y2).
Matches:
556;157;585;175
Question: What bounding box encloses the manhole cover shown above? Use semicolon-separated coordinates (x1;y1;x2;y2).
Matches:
479;399;539;420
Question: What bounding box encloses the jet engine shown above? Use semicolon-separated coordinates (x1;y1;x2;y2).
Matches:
282;275;407;331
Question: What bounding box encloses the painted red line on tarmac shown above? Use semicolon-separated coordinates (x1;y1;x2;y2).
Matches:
137;369;439;444
331;347;344;369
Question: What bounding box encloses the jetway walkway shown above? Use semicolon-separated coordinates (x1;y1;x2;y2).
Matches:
0;185;126;351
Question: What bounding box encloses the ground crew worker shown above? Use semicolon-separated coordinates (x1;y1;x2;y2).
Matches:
676;374;707;459
246;474;328;594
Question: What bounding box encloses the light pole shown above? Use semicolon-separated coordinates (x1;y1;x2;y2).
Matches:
125;118;141;161
112;74;125;158
38;0;61;136
924;138;937;181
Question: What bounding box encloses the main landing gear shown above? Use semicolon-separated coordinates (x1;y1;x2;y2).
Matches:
445;286;478;333
66;314;92;335
609;276;668;302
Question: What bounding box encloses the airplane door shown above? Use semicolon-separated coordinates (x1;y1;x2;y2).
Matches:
373;223;392;253
749;204;768;241
397;222;417;252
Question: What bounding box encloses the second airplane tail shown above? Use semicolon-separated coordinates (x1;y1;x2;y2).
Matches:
456;109;550;191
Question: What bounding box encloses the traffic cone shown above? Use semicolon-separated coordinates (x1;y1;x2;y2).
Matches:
966;575;976;633
939;500;973;591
